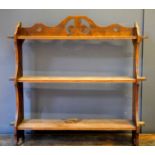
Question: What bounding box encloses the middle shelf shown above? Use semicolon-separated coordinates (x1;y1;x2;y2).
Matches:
12;76;146;83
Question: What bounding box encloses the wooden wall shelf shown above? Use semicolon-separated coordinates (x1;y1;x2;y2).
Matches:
17;119;136;131
12;36;138;40
10;16;146;146
11;76;146;83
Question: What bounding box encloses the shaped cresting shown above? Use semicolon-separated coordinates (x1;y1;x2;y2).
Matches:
13;16;143;39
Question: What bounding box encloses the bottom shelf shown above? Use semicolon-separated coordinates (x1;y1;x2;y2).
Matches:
17;119;136;131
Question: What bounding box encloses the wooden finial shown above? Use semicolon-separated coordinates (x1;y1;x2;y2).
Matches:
134;22;140;36
14;22;22;36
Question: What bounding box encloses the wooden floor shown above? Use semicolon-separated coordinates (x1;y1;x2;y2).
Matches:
0;132;155;146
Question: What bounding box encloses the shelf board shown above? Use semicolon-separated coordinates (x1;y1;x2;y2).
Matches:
15;36;137;40
13;76;146;83
17;119;136;131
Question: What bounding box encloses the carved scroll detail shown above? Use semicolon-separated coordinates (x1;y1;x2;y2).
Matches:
17;16;135;37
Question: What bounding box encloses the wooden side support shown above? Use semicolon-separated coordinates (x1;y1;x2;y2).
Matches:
132;22;143;146
14;22;25;145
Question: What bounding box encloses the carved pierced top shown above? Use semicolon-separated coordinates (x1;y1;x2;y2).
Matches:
14;16;142;40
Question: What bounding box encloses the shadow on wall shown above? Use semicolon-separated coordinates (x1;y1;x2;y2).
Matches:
22;40;133;120
23;40;132;76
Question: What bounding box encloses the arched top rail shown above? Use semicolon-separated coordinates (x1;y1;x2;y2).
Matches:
11;16;144;40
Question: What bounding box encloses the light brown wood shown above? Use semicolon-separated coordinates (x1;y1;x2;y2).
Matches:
14;22;25;144
15;76;146;83
12;16;144;40
9;35;149;40
15;36;137;40
10;16;146;145
17;119;136;131
131;22;142;146
139;121;145;126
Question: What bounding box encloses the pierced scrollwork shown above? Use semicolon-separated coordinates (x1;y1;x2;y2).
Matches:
113;27;120;32
36;27;42;33
66;24;91;35
64;17;92;35
16;16;135;37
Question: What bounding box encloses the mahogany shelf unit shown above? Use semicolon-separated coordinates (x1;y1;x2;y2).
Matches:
10;16;146;146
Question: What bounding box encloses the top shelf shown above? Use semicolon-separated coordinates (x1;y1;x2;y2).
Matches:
11;16;144;41
14;36;137;40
